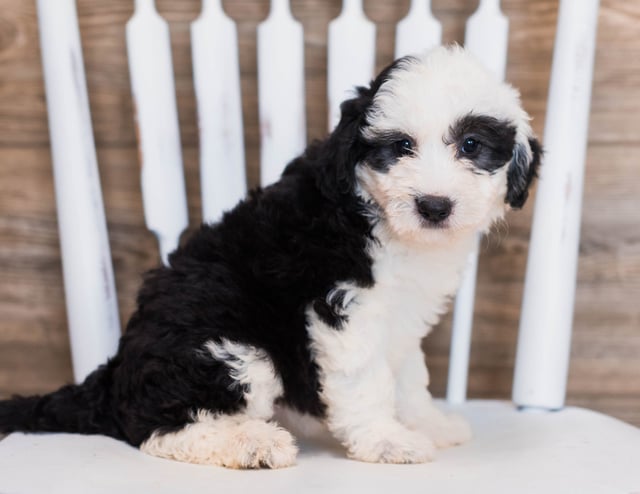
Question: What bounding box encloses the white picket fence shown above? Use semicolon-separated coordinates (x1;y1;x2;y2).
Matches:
34;0;599;411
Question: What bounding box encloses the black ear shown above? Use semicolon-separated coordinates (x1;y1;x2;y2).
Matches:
318;85;378;200
506;137;543;209
317;92;369;199
335;93;373;174
318;56;415;201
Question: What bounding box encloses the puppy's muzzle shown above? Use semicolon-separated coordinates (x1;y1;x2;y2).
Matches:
415;195;453;225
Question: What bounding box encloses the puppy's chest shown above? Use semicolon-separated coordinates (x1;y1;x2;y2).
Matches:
324;239;468;340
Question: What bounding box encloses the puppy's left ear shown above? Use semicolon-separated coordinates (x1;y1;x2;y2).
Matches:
506;137;542;209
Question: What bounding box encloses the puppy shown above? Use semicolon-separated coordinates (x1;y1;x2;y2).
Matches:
0;46;541;468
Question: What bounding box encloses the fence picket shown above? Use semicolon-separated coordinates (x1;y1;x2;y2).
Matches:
36;0;121;382
192;0;247;223
448;0;510;405
257;0;306;187
327;0;376;130
395;0;442;59
126;0;188;264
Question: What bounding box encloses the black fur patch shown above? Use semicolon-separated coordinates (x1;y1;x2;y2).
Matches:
313;56;416;195
447;113;517;173
361;131;416;172
506;137;543;208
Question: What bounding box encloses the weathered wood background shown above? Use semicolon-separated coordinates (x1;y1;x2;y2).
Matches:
0;0;638;426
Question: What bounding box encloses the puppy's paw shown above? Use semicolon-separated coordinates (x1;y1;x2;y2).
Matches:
226;421;298;469
141;417;298;469
346;424;436;464
423;413;472;449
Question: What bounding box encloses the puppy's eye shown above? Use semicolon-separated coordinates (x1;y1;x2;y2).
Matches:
394;138;414;157
461;137;480;155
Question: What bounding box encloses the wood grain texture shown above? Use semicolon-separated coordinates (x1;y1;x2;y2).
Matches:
0;0;638;426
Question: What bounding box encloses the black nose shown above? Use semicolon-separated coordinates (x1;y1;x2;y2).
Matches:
415;195;453;223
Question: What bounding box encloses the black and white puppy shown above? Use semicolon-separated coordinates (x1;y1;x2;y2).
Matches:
0;46;541;468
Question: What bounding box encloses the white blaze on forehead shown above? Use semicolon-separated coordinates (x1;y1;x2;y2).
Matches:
363;46;531;142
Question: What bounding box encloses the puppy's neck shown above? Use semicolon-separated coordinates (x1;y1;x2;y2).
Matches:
370;220;478;259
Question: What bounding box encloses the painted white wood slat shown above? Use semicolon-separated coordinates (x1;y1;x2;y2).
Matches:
257;0;306;187
327;0;376;131
192;0;247;224
513;0;601;410
447;0;509;405
464;0;510;80
35;0;121;383
126;0;188;264
394;0;442;59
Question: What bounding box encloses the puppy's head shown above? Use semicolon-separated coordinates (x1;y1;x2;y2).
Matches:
326;45;541;245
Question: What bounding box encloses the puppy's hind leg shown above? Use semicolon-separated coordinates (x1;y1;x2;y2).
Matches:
141;412;298;469
142;339;297;469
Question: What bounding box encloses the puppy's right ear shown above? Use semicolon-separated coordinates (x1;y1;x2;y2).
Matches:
319;89;372;199
319;57;415;200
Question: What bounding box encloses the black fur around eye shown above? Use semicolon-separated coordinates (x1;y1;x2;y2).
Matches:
460;137;480;155
394;138;414;157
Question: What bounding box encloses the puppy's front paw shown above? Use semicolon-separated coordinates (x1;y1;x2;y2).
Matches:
346;424;436;464
423;413;472;449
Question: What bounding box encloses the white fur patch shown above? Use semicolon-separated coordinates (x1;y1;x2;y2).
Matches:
140;411;297;469
204;339;283;420
306;227;475;463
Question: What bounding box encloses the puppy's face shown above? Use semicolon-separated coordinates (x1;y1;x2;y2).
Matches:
343;47;541;245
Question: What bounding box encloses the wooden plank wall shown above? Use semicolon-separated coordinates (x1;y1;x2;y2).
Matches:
0;0;638;426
